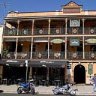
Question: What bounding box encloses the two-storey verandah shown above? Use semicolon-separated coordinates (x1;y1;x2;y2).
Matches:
1;1;96;85
1;16;96;85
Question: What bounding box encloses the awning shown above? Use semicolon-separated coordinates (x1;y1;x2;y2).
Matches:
28;60;67;68
85;38;96;44
51;39;65;44
0;60;68;68
0;60;24;67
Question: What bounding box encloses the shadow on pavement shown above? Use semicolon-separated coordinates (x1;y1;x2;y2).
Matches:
0;90;3;93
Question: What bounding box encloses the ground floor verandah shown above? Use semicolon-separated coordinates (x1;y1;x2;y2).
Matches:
0;60;67;86
0;60;96;85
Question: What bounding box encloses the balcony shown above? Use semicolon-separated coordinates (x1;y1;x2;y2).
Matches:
67;52;83;60
32;51;65;59
34;28;48;35
3;29;32;36
32;52;48;59
2;52;15;59
14;52;30;59
49;51;65;59
2;52;30;59
50;28;65;35
85;52;96;59
67;27;82;35
3;29;17;36
84;27;96;34
3;27;96;36
18;29;32;36
2;51;96;60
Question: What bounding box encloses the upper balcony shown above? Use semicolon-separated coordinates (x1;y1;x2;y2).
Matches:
67;52;83;60
33;27;65;35
2;51;96;60
33;28;48;35
50;28;65;35
3;28;17;36
3;27;96;36
3;28;32;36
84;27;96;35
85;52;96;59
18;29;32;36
2;52;30;59
67;27;82;35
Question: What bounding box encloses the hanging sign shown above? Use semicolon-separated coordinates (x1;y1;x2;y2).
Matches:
70;38;80;46
70;19;80;27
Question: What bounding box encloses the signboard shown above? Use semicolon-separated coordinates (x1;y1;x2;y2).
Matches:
70;19;80;27
70;38;80;46
67;64;71;69
88;63;93;75
51;39;64;44
85;38;96;44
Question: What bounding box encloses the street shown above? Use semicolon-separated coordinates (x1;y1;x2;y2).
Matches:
1;84;96;95
0;93;96;96
0;93;71;96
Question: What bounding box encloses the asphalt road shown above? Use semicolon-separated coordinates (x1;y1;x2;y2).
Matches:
0;93;71;96
0;93;96;96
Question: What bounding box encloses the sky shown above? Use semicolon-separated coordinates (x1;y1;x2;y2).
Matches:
0;0;96;24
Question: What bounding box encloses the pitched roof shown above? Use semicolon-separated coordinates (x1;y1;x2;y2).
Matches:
62;1;82;9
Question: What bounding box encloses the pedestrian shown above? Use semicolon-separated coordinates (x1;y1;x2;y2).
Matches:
90;73;96;92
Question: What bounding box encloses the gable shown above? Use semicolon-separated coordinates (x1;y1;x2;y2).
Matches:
62;1;82;13
64;1;82;8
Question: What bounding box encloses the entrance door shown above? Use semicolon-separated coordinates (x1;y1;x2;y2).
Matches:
74;64;85;84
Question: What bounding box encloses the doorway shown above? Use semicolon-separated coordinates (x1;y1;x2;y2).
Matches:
32;67;65;85
49;68;65;85
74;64;85;84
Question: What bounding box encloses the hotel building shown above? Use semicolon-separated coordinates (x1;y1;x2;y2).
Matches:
0;1;96;85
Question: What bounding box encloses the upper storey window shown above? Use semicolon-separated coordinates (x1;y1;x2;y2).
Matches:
62;1;82;13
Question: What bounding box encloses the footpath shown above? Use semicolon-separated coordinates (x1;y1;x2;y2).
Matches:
0;84;96;95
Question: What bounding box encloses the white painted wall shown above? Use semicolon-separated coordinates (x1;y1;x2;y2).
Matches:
0;25;3;54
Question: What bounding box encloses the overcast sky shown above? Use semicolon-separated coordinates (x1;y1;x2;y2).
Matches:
0;0;96;23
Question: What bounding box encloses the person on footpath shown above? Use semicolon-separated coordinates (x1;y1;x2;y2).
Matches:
90;73;96;92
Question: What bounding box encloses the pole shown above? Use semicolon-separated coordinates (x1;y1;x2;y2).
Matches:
25;60;28;83
47;67;49;86
26;65;28;83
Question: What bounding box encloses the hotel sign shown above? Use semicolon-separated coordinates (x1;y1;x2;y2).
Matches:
70;19;80;27
70;38;80;46
85;38;96;44
51;39;64;44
